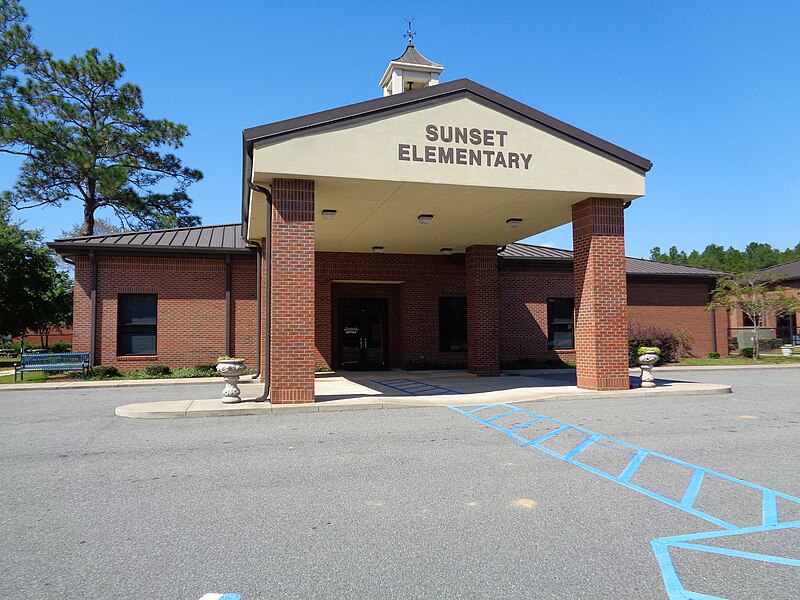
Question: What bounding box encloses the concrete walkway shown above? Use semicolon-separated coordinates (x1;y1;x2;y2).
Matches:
113;369;732;419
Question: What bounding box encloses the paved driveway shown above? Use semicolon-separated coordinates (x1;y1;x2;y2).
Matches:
1;369;798;599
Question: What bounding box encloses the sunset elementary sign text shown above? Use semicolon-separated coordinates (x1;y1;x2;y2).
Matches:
398;124;534;170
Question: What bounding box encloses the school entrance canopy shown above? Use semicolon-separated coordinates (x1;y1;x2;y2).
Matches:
241;48;652;404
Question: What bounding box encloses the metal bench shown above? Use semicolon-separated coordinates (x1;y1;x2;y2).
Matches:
14;352;90;382
0;349;19;358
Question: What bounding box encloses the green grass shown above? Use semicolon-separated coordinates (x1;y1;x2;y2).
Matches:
674;355;800;367
0;372;48;384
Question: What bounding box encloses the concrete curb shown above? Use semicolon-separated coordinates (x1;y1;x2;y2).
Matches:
114;382;732;419
0;376;259;393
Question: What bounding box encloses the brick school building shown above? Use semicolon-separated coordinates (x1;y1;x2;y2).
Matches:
50;45;726;403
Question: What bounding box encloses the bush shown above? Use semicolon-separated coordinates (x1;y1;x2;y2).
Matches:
728;337;739;351
49;341;71;353
91;365;120;379
740;347;755;359
144;364;171;377
193;364;217;373
707;352;720;359
629;326;679;365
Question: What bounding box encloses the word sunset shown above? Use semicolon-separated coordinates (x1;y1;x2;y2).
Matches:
398;124;533;170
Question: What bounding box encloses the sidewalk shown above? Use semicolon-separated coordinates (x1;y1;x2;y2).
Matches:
113;370;732;419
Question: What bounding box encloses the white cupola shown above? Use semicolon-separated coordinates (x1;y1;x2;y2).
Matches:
379;44;444;97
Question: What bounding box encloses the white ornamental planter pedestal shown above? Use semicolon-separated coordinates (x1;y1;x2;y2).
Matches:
637;353;659;388
782;345;794;357
217;359;246;403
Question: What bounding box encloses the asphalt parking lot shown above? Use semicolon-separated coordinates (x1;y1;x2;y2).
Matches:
1;368;798;599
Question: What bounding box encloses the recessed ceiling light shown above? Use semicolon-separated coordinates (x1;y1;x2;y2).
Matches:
418;214;434;225
372;246;384;253
321;209;337;220
506;218;523;228
440;247;453;255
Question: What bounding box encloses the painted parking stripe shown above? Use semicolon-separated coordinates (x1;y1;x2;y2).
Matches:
450;403;800;600
371;378;461;396
198;594;240;600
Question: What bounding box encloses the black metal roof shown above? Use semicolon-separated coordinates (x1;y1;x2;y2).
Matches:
49;225;722;279
48;223;251;257
758;259;800;280
500;243;723;278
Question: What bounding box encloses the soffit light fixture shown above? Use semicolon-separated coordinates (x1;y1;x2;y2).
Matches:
440;248;453;255
372;246;384;253
418;214;434;225
506;218;523;228
321;209;337;220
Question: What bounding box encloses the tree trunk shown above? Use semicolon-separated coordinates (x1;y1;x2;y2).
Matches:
82;179;96;236
752;325;760;359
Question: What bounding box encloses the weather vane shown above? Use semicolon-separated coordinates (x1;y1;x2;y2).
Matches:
404;18;416;44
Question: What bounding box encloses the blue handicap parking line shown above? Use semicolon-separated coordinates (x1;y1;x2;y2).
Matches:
450;402;800;600
198;594;240;600
371;378;462;396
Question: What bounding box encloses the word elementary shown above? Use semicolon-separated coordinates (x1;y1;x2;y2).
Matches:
398;124;533;170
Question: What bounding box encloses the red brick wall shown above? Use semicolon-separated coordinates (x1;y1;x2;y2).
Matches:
68;247;724;380
499;264;575;364
466;245;500;375
269;179;315;404
628;279;727;357
315;252;467;369
572;198;629;390
71;255;257;369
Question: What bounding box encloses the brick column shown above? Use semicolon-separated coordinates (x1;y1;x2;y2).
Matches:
572;198;629;390
466;244;500;376
270;179;315;404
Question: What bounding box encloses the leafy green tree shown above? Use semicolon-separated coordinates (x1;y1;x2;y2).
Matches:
708;272;799;359
0;0;34;138
650;242;800;272
1;2;202;235
0;201;72;337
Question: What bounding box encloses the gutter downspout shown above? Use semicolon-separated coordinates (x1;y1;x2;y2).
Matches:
89;251;98;367
254;243;262;379
709;282;718;354
244;182;273;402
225;254;232;357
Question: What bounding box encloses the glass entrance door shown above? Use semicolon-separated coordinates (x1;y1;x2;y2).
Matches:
338;299;388;370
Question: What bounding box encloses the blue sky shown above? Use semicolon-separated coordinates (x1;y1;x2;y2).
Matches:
3;0;799;258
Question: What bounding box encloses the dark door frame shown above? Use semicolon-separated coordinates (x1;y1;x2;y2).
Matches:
337;298;389;370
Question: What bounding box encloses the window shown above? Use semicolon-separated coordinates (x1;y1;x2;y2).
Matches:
439;297;467;352
547;298;575;349
118;294;157;355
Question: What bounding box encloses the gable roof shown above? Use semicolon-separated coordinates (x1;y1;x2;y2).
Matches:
758;259;800;280
243;78;652;174
500;243;723;278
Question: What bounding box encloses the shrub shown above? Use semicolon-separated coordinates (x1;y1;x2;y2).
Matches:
629;326;679;364
193;364;217;373
707;352;720;359
740;347;755;359
91;365;120;379
728;337;739;351
676;329;694;358
49;341;72;353
315;364;334;373
144;364;171;377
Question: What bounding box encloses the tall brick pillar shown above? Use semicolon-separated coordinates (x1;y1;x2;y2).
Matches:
572;198;630;391
466;244;500;376
269;179;315;404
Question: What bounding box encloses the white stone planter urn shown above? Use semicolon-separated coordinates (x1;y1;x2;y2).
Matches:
782;345;794;357
217;358;247;403
636;348;660;388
